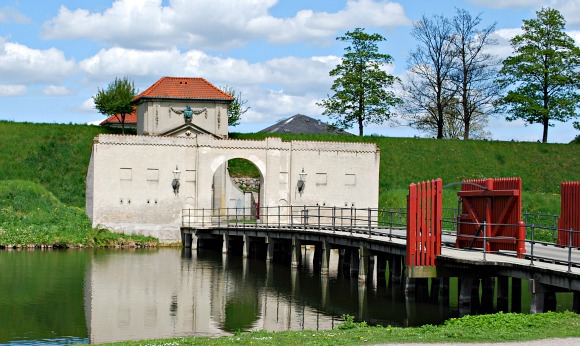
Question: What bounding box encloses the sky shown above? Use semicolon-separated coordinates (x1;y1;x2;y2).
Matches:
1;0;580;143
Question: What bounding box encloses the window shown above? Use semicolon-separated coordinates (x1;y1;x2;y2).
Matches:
120;168;132;181
345;174;356;186
146;168;159;181
316;173;327;186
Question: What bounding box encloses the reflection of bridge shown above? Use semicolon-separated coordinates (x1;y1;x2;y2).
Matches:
182;204;580;315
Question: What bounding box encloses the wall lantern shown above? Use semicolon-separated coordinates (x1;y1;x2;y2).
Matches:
172;165;181;195
297;168;307;196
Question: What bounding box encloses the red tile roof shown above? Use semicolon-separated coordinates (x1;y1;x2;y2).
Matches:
100;110;137;125
133;77;234;103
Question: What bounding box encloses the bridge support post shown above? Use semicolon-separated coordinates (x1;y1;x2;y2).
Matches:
438;277;450;306
358;246;369;283
497;276;509;312
321;242;331;276
573;292;580;313
390;256;402;284
350;248;360;278
459;277;474;309
376;255;387;287
529;279;557;313
266;236;274;262
181;231;193;249
291;235;300;268
481;277;495;313
512;278;522;313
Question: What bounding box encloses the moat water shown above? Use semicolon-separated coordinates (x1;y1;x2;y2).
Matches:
0;248;574;345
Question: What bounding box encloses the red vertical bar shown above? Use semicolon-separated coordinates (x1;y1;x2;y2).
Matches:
421;181;428;266
415;182;425;265
407;183;417;266
435;178;443;258
426;180;433;265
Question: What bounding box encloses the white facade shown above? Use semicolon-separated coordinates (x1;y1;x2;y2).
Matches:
86;134;380;242
135;99;229;138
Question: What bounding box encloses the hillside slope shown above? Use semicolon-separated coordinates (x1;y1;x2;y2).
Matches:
0;121;578;210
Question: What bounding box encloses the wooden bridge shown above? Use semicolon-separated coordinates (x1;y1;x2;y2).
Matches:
181;202;580;315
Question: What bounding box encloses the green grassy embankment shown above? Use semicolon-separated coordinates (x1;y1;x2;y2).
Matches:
0;120;578;246
230;132;579;214
0;121;156;247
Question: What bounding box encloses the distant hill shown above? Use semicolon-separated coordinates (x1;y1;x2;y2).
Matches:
259;114;353;135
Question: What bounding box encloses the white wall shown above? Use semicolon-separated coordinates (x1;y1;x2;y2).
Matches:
86;134;380;242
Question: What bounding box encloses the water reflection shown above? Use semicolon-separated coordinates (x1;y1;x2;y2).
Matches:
3;248;571;345
85;248;455;343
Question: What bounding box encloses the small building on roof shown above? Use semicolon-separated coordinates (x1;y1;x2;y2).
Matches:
99;109;137;131
259;114;352;135
131;76;234;138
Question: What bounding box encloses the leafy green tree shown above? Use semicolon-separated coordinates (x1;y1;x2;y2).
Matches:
318;28;401;136
220;86;249;127
496;7;580;143
93;76;136;134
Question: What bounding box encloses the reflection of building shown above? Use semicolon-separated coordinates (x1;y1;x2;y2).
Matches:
86;77;380;242
84;249;337;344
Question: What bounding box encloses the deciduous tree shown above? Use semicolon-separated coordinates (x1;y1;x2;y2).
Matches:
220;86;249;127
93;76;136;134
496;7;580;143
450;9;498;140
402;14;457;139
318;28;401;136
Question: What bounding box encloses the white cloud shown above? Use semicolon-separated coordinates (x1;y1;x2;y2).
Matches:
43;0;410;50
0;84;26;96
0;7;30;24
80;47;335;94
42;85;71;96
0;41;76;84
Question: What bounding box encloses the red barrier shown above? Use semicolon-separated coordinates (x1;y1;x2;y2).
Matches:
456;177;526;258
406;179;442;266
558;182;580;247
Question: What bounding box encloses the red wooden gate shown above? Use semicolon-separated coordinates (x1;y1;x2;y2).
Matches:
406;179;442;266
456;177;526;258
558;182;580;247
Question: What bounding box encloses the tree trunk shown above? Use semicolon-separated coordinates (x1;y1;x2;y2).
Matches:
121;114;126;135
542;117;549;143
463;120;470;140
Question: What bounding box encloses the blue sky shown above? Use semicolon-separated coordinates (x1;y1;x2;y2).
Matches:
1;0;579;142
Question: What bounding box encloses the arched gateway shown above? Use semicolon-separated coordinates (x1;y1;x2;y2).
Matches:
86;76;380;242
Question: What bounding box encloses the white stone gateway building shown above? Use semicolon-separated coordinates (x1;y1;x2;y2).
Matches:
86;77;380;242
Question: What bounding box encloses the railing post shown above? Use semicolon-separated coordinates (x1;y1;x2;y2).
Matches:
318;205;321;231
278;205;281;229
350;207;353;235
202;208;205;227
483;220;487;261
332;206;336;233
389;210;393;240
368;208;371;238
303;205;307;231
569;228;573;273
218;208;221;228
530;224;535;266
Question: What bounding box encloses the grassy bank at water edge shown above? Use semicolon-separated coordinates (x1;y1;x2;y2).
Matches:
102;311;580;345
0;180;157;247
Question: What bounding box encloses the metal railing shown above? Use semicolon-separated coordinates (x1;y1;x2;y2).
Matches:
182;205;407;239
181;207;579;268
